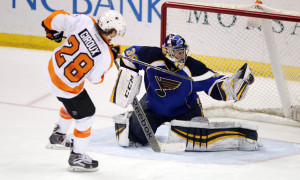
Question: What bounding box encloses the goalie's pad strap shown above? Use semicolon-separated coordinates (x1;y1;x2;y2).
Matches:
110;68;142;108
168;120;260;151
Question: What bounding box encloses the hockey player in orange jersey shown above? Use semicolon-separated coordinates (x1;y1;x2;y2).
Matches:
42;9;126;172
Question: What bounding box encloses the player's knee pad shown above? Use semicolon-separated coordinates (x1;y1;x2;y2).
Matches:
167;119;262;151
57;89;96;120
113;111;133;146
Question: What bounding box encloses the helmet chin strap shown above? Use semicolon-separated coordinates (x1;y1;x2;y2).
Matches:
104;34;115;42
107;30;118;41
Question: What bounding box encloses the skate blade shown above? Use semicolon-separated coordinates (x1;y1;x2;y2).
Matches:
68;166;99;172
45;143;70;150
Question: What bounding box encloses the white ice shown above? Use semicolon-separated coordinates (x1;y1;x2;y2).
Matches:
0;47;299;180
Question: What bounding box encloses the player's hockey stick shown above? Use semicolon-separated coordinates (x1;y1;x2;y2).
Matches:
118;55;192;81
63;36;190;82
114;59;186;153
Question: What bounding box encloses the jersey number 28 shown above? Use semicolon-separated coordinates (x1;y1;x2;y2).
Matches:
55;35;94;82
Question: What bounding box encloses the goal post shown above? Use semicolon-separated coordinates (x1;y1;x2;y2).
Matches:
161;1;300;126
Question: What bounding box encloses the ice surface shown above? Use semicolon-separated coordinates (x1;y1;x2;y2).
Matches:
89;125;300;165
0;47;299;180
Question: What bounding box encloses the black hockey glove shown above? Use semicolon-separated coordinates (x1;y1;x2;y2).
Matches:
110;46;120;60
41;21;64;43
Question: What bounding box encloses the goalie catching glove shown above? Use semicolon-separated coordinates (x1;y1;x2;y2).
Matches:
212;63;254;101
41;21;64;43
110;68;142;108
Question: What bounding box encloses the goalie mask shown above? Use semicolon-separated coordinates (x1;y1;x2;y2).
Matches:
98;10;126;37
162;34;189;70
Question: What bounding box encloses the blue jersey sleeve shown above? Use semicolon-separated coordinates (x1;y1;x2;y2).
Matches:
192;69;224;93
185;57;224;94
120;46;144;72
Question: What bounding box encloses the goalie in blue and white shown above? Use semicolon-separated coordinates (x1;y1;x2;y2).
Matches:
111;34;261;151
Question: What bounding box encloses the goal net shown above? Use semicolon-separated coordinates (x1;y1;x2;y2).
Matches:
161;1;300;126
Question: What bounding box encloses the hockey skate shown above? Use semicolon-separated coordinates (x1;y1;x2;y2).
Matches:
68;151;99;172
45;125;72;150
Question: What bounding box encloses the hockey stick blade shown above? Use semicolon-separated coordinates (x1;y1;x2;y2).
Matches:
132;97;186;153
153;139;186;153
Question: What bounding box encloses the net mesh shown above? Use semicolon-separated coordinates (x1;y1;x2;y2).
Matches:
163;2;300;124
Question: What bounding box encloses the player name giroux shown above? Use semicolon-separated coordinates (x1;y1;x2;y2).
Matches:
79;28;101;58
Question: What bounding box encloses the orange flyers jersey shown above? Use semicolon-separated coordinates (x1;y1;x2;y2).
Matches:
43;11;114;99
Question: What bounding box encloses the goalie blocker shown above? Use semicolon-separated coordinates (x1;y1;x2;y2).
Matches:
110;68;142;108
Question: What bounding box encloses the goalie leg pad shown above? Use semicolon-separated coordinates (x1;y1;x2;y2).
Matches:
167;120;262;151
113;111;133;146
110;68;142;108
190;116;209;123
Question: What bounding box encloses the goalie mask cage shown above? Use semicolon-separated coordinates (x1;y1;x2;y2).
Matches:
161;1;300;126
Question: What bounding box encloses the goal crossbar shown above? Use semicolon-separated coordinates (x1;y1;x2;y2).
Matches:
161;2;300;45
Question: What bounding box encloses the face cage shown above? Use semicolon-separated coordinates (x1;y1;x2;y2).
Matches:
167;47;189;70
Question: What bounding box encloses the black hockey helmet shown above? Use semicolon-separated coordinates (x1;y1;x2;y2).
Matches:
162;34;189;70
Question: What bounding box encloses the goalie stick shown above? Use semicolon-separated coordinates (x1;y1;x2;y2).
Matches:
61;39;190;82
114;59;186;153
118;55;192;81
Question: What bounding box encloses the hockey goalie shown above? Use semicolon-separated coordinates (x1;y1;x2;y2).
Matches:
110;34;262;152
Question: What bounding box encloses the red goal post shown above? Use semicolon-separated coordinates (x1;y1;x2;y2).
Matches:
160;1;300;126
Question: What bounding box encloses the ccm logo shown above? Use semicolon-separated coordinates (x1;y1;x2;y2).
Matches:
124;75;134;98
